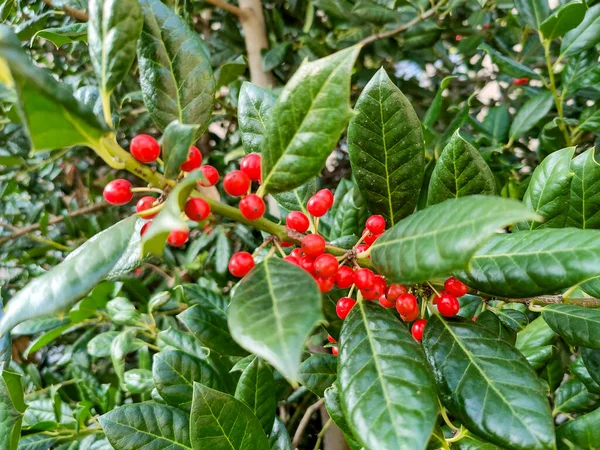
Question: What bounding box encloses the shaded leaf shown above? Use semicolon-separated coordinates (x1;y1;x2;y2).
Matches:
568;148;600;229
542;305;600;348
540;1;586;39
298;353;337;397
162;121;200;179
509;92;554;141
554;379;600;415
561;4;600;57
556;407;600;450
238;82;275;155
479;44;540;79
234;357;276;433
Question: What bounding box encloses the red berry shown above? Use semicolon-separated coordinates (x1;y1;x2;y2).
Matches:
316;276;335;293
327;334;337;343
136;196;157;218
316;189;334;208
386;284;408;302
198;165;219;187
307;195;330;217
286;211;310;233
513;77;529;86
314;254;338;278
379;295;395;308
283;255;299;266
167;230;189;247
363;275;386;300
291;248;303;260
240;153;261;181
401;305;420;323
228;251;255;277
299;255;316;274
437;292;460;317
335;266;354;289
140;221;152;236
185;198;211;222
455;34;463;41
363;232;381;246
353;268;374;290
332;346;339;356
366;215;385;234
239;194;265;220
301;234;326;257
103;179;133;205
412;319;427;341
361;289;379;301
180;146;202;172
336;297;356;320
130;134;160;163
444;277;468;297
281;241;293;247
396;293;418;316
224;170;251;197
355;243;369;253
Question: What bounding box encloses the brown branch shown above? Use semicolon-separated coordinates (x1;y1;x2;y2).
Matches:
292;398;325;449
0;203;109;245
506;295;600;308
358;6;438;47
238;0;275;88
204;0;243;17
41;0;88;22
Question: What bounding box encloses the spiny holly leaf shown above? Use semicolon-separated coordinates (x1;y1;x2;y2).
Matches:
0;215;138;337
338;301;438;450
427;131;496;206
0;371;25;450
234;356;276;434
423;316;555;450
138;0;214;138
228;258;323;383
542;305;600;348
260;46;360;194
456;228;600;297
238;82;275;155
370;196;538;284
347;67;425;225
568;148;600;229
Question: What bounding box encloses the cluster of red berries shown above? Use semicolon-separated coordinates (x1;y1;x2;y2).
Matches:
513;77;529;86
223;153;266;221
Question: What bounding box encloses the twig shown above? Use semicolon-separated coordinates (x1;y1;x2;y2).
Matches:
507;295;600;308
292;398;325;449
41;0;88;22
358;6;438;47
313;418;333;450
204;0;243;17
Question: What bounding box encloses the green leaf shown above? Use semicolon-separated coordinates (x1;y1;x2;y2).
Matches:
556;407;600;450
162;121;200;179
509;91;554;141
481;105;510;145
582;348;600;386
514;0;550;29
260;46;360;194
190;383;269;449
455;435;505;449
347;68;425;225
563;51;600;95
478;44;540;79
351;1;402;24
578;107;600;132
554;379;600;415
234;356;276;434
570;357;600;393
273;179;316;214
423;316;555;450
99;402;192;449
216;57;246;88
516;316;556;353
0;215;138;336
34;23;88;49
542;305;600;348
215;229;231;275
494;307;529;333
427;131;496;206
522;345;555;370
324;384;359;446
476;309;516;344
567;148;600;229
514;147;574;231
138;0;215;137
455;228;600;297
153;350;225;410
124;369;154;394
540;1;586;40
423;75;456;129
370;196;538;284
269;416;292;450
0;371;25;450
228;258;323;383
157;328;210;360
0;26;109;152
111;330;136;384
329;187;367;240
561;4;600;58
238;82;275;155
298;353;337;397
262;42;291;72
87;331;120;358
142;171;202;256
89;0;142;99
338;301;438;450
0;298;10;370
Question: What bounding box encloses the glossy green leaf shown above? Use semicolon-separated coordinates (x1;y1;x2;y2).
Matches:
563;51;600;95
556;407;600;450
540;1;586;40
163;121;200;179
338;301;438;450
476;310;516;344
157;328;210;360
329;187;367;240
228;258;323;383
515;147;574;231
0;371;25;450
260;46;360;194
456;228;600;297
190;383;269;449
554;379;600;415
298;353;337;397
234;356;276;433
570;357;600;393
34;23;88;49
111;330;136;383
423;316;555;450
582;348;600;386
87;331;119;358
88;0;142;98
0;26;109;152
561;4;600;58
494;308;529;333
347;68;425;225
238;82;275;155
138;0;215;137
269;416;292;450
481;105;510;145
568;148;600;229
215;229;231;275
427;131;495;206
479;44;540;79
522;345;555;370
99;402;192;449
578;107;600;132
216;57;246;88
509;92;554;141
0;215;138;336
153;350;224;410
514;0;549;29
542;305;600;348
273;179;316;214
516;316;556;352
370;196;538;284
423;76;456;129
124;369;154;394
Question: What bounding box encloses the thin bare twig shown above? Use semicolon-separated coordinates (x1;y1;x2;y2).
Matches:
292;398;325;449
204;0;244;17
41;0;89;22
506;295;600;308
358;7;438;46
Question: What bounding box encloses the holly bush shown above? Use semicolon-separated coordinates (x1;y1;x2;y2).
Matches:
4;0;600;449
